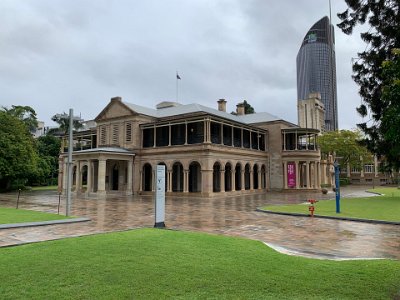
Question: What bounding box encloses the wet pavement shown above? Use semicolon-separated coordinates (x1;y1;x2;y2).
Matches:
0;186;399;260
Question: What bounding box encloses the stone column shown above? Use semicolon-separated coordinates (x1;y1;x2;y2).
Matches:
258;170;262;190
220;170;225;193
306;161;310;189
283;161;288;189
183;170;189;193
167;170;173;192
250;170;254;190
75;161;81;193
87;160;92;194
98;159;107;194
126;158;133;194
295;161;300;189
139;171;143;192
313;162;318;189
241;170;245;191
231;169;235;191
151;169;155;192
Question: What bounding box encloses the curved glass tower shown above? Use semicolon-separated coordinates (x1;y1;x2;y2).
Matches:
296;16;338;131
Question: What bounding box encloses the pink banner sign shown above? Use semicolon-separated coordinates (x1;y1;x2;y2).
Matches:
287;162;296;188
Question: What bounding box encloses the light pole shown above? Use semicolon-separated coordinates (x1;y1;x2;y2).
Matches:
66;109;74;216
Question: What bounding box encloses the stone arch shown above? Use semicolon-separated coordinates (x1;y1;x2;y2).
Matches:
225;162;232;191
189;161;201;193
172;161;184;192
142;163;152;191
81;165;88;189
261;164;267;189
213;162;221;192
235;163;241;191
244;163;251;190
253;164;259;190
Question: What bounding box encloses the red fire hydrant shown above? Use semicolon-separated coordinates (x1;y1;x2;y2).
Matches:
308;199;318;217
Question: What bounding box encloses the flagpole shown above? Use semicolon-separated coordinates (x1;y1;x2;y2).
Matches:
176;71;178;102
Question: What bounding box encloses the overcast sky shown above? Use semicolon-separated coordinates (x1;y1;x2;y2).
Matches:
0;0;366;129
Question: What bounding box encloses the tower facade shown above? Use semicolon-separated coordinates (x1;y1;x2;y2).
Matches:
296;16;338;131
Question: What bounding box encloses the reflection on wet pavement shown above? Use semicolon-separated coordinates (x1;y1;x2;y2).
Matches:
0;186;399;260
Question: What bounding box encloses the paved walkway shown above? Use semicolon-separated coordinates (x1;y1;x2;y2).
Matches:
0;186;399;260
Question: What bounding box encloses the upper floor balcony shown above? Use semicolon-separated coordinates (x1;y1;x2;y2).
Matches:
282;128;319;152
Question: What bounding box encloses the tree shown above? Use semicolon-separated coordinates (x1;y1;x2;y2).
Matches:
337;0;400;169
318;130;372;168
51;112;83;135
34;135;61;185
0;111;38;190
231;100;255;115
1;105;38;133
243;100;255;114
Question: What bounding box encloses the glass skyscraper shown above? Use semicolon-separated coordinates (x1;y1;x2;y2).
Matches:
296;16;338;131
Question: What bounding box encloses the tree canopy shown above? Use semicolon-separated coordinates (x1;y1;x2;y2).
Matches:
318;130;372;167
0;111;38;190
51;112;83;135
1;105;38;133
337;0;400;169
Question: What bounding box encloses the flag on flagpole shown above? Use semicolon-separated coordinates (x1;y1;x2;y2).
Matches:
176;73;181;80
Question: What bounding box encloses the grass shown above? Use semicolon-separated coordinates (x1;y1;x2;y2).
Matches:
30;185;58;191
0;228;398;299
262;187;400;222
0;206;69;224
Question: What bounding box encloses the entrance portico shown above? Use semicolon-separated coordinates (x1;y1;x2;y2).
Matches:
60;147;135;195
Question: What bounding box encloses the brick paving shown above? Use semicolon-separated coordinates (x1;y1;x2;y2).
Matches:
0;187;399;260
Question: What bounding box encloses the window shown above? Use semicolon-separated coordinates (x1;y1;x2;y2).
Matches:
112;124;119;145
100;126;107;145
125;122;132;142
364;164;374;173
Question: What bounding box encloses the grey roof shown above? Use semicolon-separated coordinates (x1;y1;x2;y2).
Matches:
124;101;283;125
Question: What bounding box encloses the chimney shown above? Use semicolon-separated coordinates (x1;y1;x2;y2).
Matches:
217;99;227;112
236;103;245;115
111;96;122;102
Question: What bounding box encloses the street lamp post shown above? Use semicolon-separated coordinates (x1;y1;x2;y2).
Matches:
66;109;74;216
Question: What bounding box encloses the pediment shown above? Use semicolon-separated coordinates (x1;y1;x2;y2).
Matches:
95;99;136;121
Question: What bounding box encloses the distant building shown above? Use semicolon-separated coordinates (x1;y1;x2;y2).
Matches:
297;92;325;132
297;16;338;131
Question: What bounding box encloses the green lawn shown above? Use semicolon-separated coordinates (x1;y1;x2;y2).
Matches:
0;229;398;299
0;206;69;224
30;185;58;191
262;187;400;222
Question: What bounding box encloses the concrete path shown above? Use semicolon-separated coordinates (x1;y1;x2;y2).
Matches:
0;186;399;260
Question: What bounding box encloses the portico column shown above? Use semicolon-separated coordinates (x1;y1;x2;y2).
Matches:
241;170;245;191
139;171;143;192
98;159;107;194
167;170;173;192
306;161;310;189
126;158;133;194
152;170;155;192
250;170;254;190
257;170;262;190
283;161;288;189
231;169;235;191
220;170;225;192
313;162;318;188
63;160;68;193
295;161;300;189
183;170;189;193
87;160;92;194
76;161;81;193
317;162;321;188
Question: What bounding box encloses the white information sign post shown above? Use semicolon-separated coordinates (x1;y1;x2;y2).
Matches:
154;165;166;228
